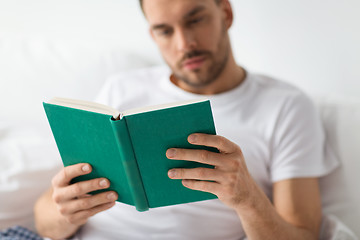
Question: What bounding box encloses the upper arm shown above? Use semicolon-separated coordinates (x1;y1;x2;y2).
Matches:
272;177;322;238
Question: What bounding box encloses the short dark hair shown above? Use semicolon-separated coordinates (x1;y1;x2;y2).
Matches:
139;0;222;12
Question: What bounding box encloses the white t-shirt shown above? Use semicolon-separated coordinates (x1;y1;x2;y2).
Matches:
75;66;339;240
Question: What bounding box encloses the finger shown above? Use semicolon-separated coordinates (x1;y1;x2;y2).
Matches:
168;167;223;182
52;163;92;187
58;191;118;216
64;201;116;226
78;194;92;198
188;134;239;154
53;178;111;202
166;148;223;167
182;179;220;196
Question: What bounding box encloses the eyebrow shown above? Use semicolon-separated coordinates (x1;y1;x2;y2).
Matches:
183;5;206;19
151;5;206;31
152;24;168;31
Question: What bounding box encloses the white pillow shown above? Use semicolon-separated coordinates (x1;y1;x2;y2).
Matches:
0;36;155;123
0;122;61;231
315;96;360;238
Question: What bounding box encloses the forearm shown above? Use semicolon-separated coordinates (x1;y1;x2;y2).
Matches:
236;188;318;240
166;134;321;239
34;188;80;239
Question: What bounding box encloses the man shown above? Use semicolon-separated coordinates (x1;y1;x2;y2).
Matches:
34;0;338;239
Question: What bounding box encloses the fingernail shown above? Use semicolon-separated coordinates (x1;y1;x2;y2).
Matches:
82;164;90;172
188;134;197;143
107;192;117;200
167;149;176;158
99;179;108;188
168;170;176;178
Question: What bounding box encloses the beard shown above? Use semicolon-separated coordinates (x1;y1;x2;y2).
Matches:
169;24;230;89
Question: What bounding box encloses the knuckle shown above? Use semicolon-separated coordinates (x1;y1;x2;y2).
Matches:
88;208;99;217
227;173;238;184
218;136;227;149
65;215;77;225
71;184;82;196
236;145;244;155
199;150;209;162
58;205;67;215
89;180;97;190
82;210;92;219
84;206;100;219
51;177;58;187
52;192;61;204
177;168;185;178
197;168;208;179
230;159;241;169
78;199;90;210
61;168;69;182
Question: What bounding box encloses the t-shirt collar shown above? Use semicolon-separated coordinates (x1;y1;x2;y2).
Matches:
159;65;251;106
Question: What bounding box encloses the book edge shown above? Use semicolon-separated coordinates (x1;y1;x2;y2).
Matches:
45;97;209;119
123;98;209;116
47;97;120;119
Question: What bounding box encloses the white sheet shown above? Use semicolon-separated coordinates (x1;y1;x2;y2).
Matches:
0;121;61;231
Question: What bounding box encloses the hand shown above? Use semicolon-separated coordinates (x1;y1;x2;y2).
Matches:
51;163;118;226
166;133;262;210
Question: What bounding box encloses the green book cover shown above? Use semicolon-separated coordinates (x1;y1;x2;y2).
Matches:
43;98;218;211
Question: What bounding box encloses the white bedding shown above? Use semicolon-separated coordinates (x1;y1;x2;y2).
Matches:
0;122;61;231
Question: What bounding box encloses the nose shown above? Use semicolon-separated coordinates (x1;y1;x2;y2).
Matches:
175;28;197;52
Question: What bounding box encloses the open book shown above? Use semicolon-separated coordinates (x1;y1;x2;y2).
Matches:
43;97;218;211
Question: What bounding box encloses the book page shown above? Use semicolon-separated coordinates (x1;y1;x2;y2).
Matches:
47;97;209;119
48;97;120;119
123;98;209;116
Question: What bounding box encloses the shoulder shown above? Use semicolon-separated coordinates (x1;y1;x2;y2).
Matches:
248;73;315;110
251;74;305;97
244;73;319;138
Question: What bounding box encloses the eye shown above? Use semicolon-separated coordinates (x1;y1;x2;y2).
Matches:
188;17;204;25
155;28;173;37
161;29;172;36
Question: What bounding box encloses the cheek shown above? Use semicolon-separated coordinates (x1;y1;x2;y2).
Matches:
195;24;222;51
157;41;178;65
197;18;224;48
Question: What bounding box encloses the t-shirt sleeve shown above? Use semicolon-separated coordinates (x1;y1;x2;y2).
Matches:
270;93;339;183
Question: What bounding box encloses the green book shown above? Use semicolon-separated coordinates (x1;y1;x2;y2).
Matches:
43;97;218;211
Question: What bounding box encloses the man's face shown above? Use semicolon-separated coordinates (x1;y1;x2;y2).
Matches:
143;0;231;89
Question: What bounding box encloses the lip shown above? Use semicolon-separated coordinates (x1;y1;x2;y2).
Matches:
182;56;206;70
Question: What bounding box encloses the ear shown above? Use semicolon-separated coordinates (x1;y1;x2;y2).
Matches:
221;0;234;30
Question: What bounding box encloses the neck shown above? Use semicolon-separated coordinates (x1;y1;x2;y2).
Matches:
171;51;246;95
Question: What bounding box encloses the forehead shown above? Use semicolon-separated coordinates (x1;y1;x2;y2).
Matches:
143;0;217;24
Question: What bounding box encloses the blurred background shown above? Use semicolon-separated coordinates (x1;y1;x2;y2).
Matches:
0;0;359;235
0;0;359;123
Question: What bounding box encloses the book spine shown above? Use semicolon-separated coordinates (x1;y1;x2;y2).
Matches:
110;118;149;212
